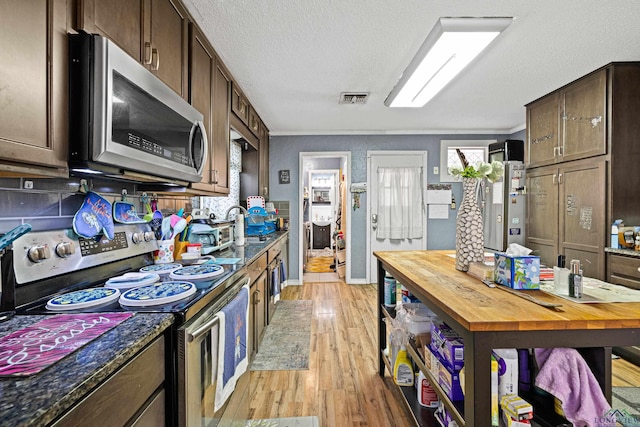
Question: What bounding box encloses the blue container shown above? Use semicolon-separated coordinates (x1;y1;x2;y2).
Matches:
384;274;396;307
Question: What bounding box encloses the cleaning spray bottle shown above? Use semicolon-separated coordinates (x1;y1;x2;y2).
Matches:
393;344;414;386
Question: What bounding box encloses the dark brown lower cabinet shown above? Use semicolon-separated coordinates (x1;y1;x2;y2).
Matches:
51;336;166;426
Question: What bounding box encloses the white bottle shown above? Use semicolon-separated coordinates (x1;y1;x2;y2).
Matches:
492;348;519;400
417;371;439;408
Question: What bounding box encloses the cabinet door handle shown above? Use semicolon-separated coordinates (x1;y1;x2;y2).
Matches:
144;42;152;64
151;48;159;71
558;145;563;156
553;174;557;185
558;173;563;184
213;170;219;184
254;289;261;304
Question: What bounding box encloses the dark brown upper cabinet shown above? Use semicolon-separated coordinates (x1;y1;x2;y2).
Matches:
231;83;250;125
0;0;69;177
78;0;188;99
187;24;230;195
259;122;270;199
527;69;607;168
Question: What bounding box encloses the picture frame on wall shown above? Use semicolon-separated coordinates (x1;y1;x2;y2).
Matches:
279;170;290;184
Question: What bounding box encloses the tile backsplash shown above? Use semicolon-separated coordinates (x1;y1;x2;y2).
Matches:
0;177;196;233
0;145;282;234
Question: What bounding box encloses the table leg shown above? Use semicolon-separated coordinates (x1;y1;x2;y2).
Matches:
377;259;386;377
465;332;493;426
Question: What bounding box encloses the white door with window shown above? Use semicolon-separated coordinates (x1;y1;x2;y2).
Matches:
367;151;428;284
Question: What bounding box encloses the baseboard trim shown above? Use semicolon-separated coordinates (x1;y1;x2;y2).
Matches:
346;278;369;285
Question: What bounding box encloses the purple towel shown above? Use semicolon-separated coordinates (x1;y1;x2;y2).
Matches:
534;348;610;426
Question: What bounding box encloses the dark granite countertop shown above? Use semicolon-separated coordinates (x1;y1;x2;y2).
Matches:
605;247;640;257
0;232;287;426
0;313;174;427
217;230;289;265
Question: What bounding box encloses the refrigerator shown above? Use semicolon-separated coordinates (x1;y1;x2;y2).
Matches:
483;161;526;252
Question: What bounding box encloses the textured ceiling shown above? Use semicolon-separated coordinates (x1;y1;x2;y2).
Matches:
181;0;640;135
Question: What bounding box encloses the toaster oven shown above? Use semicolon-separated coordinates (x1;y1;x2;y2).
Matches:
189;223;233;254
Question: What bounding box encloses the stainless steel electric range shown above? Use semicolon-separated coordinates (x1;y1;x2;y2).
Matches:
2;223;250;426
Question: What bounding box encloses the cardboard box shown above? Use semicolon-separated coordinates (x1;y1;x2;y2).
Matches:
494;253;540;290
435;402;460;427
431;321;464;370
501;395;533;426
425;344;441;378
438;359;464;401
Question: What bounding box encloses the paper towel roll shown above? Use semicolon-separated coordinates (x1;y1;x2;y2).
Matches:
235;213;245;246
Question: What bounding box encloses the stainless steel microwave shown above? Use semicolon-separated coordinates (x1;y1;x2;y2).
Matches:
68;33;206;184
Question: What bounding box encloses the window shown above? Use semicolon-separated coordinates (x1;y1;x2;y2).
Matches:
439;140;495;182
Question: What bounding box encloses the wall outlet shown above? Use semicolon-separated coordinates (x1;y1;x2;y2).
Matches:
24;180;34;190
433;166;439;175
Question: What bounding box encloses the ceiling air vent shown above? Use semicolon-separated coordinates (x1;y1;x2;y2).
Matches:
339;92;369;104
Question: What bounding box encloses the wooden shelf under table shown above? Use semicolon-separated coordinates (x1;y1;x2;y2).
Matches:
375;250;640;427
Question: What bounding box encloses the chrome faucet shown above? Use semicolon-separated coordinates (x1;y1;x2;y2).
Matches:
225;205;249;220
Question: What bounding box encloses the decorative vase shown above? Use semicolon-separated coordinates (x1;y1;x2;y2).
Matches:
455;177;485;271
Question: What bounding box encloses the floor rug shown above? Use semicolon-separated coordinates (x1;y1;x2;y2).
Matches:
305;256;333;273
310;248;333;257
251;300;312;371
613;387;640;419
246;416;319;427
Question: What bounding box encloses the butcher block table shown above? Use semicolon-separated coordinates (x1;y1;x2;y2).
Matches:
375;250;640;427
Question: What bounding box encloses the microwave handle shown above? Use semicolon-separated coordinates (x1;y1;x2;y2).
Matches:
190;120;208;174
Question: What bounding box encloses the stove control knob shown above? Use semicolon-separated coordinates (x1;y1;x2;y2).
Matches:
143;231;155;242
27;245;51;263
55;241;75;258
132;232;145;244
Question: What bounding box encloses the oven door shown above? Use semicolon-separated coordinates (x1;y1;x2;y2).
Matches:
177;276;250;427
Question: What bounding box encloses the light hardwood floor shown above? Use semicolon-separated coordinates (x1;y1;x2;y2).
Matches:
248;280;640;425
249;281;415;426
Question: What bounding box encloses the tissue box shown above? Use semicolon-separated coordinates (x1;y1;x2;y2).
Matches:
494;253;540;290
431;321;464;370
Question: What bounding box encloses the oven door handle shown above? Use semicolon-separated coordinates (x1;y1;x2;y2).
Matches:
188;316;220;342
187;277;251;341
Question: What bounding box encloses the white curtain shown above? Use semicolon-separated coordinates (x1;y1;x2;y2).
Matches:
377;167;423;239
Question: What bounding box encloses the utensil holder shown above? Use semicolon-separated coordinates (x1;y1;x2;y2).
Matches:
173;239;189;261
154;240;175;264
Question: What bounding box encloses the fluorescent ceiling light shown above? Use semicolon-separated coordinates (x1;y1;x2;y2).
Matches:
385;17;513;108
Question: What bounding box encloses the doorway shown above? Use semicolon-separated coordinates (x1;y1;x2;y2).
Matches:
299;152;351;284
366;151;428;284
